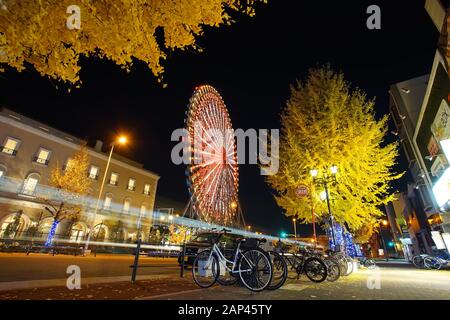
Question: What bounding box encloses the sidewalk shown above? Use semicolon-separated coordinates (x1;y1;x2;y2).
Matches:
0;276;198;300
0;274;174;292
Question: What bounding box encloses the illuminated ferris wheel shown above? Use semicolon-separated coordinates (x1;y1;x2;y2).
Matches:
185;85;240;226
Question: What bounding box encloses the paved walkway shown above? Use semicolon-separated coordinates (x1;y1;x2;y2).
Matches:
148;266;450;300
1;253;450;300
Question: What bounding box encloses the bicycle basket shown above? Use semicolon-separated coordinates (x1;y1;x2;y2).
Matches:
240;238;258;250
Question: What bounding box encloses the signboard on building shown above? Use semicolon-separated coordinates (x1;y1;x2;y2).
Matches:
414;52;450;209
431;231;447;250
442;233;450;251
295;185;309;198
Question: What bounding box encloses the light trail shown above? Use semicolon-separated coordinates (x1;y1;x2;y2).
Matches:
0;176;320;250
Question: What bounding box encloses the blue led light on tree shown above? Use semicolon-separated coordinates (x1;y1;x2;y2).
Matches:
44;220;59;247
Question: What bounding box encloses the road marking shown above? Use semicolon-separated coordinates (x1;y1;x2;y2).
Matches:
279;283;309;291
136;286;216;300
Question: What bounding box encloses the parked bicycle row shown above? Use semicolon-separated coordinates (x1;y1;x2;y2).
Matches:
182;228;376;292
412;251;450;270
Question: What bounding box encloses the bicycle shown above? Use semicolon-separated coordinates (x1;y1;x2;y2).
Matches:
412;254;428;269
192;229;273;292
266;249;288;290
302;248;340;282
357;256;376;269
281;246;328;283
423;252;450;270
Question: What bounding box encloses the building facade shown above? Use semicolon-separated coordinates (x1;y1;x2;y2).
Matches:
385;1;450;254
0;107;159;245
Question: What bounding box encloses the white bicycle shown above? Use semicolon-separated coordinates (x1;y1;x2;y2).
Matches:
192;228;273;292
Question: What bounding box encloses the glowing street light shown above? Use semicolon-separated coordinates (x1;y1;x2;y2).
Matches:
310;169;318;178
85;134;130;252
118;135;128;145
330;165;338;175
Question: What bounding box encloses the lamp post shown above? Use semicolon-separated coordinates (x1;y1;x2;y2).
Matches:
292;218;297;239
84;135;128;253
310;165;338;251
379;219;389;262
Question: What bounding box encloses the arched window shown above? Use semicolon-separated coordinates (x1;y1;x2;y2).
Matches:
103;193;113;210
21;173;40;196
0;212;28;238
70;222;86;242
0;164;6;179
140;204;147;216
123;198;131;214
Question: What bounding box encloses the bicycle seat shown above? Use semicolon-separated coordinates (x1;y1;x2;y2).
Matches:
257;238;267;244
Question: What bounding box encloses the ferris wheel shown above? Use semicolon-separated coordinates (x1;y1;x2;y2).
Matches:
184;85;240;226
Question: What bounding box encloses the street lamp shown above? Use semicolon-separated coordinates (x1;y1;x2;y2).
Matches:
84;135;128;252
379;219;389;262
311;165;338;251
292;218;297;239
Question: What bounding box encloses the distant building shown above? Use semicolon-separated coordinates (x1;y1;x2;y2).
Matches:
0;107;159;244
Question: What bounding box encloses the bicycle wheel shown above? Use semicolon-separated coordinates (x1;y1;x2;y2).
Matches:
266;251;288;290
285;255;301;280
412;255;426;269
238;248;273;292
216;249;239;286
325;261;340;282
192;250;219;288
424;256;442;270
332;257;348;276
304;257;327;283
345;257;354;275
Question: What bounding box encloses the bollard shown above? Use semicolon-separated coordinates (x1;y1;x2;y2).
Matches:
131;238;141;283
180;243;186;278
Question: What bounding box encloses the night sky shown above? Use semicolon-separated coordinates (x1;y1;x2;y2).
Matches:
0;1;441;236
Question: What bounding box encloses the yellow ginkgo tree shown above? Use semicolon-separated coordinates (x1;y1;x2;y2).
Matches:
266;66;403;240
0;0;263;85
43;145;91;246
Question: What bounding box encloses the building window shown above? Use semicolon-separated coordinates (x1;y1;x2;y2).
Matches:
0;165;6;179
103;194;112;210
109;172;119;186
127;178;136;191
89;165;99;180
34;148;51;165
140;204;146;216
143;183;151;196
1;137;20;156
64;158;75;171
21;174;39;196
123;199;131;214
